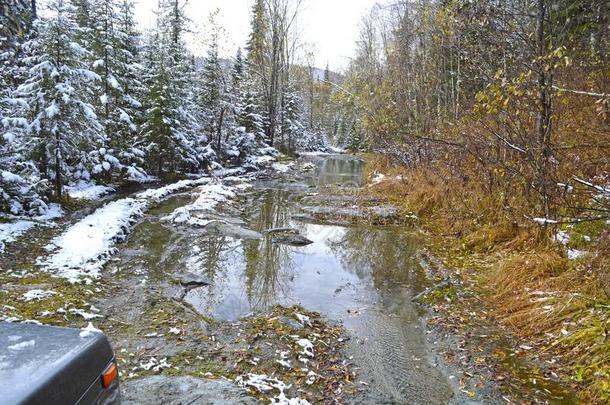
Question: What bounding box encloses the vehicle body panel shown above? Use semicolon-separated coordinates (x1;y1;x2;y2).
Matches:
0;322;120;405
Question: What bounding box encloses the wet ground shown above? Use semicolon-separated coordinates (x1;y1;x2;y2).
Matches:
0;154;576;404
105;154;455;403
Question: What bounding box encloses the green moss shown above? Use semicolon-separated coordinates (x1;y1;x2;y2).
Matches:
3;278;101;326
423;285;458;304
168;351;226;376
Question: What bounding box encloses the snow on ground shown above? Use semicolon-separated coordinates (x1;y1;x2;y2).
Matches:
295;338;314;357
214;166;247;177
298;151;332;157
37;176;244;283
272;162;293;173
35;159;290;282
297;147;345;157
236;373;311;405
39;198;144;282
21;289;57;302
65;181;115;201
367;172;405;187
0;221;35;252
554;229;587;260
0;203;64;253
136;177;211;200
247;155;276;167
162;182;245;225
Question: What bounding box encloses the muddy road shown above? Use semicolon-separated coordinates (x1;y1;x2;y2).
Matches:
1;155;573;404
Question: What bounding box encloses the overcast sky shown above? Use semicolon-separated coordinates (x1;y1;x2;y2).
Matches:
132;0;378;71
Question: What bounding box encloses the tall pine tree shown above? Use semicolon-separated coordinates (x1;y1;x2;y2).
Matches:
14;0;103;198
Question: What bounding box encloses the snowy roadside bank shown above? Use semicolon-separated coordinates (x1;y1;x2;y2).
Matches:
0;181;116;254
0;204;64;253
37;177;217;283
36;168;272;283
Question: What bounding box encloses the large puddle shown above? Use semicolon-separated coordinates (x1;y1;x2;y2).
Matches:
117;155;455;402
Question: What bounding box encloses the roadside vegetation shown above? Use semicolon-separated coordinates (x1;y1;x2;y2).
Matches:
334;0;610;402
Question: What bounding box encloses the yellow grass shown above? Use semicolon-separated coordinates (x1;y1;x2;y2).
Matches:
363;154;610;403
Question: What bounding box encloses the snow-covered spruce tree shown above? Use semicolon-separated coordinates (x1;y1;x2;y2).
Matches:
219;49;258;165
0;0;48;215
199;28;228;155
14;0;103;199
87;0;147;181
140;0;204;175
281;90;305;153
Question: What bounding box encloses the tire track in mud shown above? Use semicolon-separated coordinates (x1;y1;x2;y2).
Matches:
345;308;454;404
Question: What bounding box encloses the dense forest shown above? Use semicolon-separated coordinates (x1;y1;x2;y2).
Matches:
0;0;346;216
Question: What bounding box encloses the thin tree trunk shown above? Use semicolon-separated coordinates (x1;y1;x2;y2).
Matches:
536;0;553;220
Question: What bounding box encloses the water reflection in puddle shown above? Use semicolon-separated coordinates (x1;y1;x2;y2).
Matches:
302;154;364;187
120;155;454;402
183;222;427;323
115;155;574;403
177;184;451;402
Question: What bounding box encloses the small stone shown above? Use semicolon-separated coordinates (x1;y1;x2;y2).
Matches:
272;234;313;246
277;316;304;330
174;271;210;289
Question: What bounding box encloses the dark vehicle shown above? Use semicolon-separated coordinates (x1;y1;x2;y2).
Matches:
0;322;120;405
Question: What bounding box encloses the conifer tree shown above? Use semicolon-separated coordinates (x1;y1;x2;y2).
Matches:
141;0;202;175
14;0;103;198
0;0;47;214
88;0;145;180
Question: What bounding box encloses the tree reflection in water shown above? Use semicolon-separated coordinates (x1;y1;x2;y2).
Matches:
327;225;427;293
242;188;301;311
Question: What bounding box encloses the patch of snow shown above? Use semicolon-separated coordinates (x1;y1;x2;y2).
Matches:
305;370;318;385
169;327;181;335
0;204;64;253
567;249;585;260
295;313;311;327
368;172;405;187
65;181;115;201
370;173;386;186
39;198;144;282
236;374;310;405
555;230;569;245
163;183;241;225
8;340;35;351
276;359;291;368
21;289;56;302
214;166;247;177
533;218;558;225
0;221;35;252
295;338;314;357
139;357;171;372
137;178;211;200
298;151;332;157
80;322;102;338
69;308;103;320
38;177;213;282
272;162;292;173
248;155;276;167
39;204;64;220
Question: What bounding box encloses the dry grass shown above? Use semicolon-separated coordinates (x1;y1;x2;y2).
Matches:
363;154;610;403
